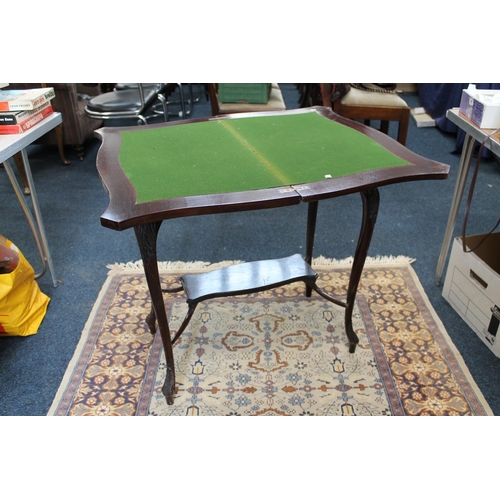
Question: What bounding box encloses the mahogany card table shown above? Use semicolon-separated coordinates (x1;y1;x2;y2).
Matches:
95;106;449;404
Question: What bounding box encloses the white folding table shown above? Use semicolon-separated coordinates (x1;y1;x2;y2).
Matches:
0;112;62;287
435;108;500;285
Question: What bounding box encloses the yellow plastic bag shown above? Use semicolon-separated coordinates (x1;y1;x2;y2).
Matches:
0;235;50;336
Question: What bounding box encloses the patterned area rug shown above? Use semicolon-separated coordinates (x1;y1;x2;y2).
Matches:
48;258;492;416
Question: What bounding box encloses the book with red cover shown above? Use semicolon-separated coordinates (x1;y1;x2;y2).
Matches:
0;101;52;124
0;105;54;134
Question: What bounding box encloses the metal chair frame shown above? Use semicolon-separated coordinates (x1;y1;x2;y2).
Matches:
85;83;168;125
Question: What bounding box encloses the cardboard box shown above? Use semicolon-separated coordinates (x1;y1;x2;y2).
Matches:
459;88;500;129
443;232;500;356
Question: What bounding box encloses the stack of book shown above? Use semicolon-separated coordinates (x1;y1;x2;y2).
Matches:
0;87;55;135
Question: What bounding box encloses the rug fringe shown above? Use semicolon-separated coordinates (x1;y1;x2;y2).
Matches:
313;255;416;266
107;259;246;272
106;255;415;273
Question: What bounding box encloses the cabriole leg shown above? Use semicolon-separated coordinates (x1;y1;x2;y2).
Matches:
134;221;176;405
345;188;380;352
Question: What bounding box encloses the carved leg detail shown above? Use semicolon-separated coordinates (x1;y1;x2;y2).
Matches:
73;144;85;161
134;221;176;405
146;305;157;334
345;188;380;352
163;364;176;405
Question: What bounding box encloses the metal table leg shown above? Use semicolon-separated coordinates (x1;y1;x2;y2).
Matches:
3;150;57;287
434;133;476;285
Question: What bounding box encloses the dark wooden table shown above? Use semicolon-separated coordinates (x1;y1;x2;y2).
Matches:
95;106;449;404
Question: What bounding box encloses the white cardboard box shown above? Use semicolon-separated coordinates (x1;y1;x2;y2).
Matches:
443;232;500;356
459;88;500;129
411;107;436;128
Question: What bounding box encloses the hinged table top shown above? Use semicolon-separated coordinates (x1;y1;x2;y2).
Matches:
95;106;449;230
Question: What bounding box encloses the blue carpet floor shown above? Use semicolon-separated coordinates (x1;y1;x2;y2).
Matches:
1;84;499;415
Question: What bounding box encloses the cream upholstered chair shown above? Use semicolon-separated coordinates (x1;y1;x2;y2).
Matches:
322;84;410;146
207;83;286;116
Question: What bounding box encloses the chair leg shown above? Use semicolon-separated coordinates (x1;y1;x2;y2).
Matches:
380;120;389;135
177;83;187;118
151;92;170;122
73;144;84;161
191;83;203;103
183;84;194;114
396;113;410;146
167;84;189;118
55;123;71;165
157;93;168;122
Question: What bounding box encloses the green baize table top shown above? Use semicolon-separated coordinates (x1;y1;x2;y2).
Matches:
118;109;411;204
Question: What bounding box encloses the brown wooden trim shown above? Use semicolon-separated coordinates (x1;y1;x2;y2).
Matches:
95;106;449;231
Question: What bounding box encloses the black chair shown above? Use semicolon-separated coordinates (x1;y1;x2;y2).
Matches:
115;83;200;119
84;83;168;125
